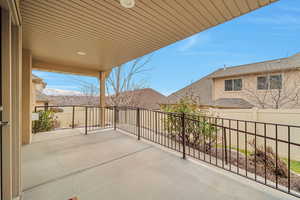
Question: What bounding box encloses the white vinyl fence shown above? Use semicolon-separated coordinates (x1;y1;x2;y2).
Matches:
207;108;300;160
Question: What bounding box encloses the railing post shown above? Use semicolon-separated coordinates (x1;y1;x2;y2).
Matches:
45;103;49;111
85;106;88;135
72;106;75;129
181;112;186;159
137;108;141;140
114;106;117;130
223;127;228;165
155;111;158;135
34;106;37;113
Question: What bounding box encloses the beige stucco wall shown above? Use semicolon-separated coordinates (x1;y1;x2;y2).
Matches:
213;70;300;108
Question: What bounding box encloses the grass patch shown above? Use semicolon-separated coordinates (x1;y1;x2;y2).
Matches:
282;158;300;174
216;144;251;156
231;146;251;156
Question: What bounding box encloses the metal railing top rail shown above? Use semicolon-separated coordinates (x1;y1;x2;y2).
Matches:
35;105;300;128
34;105;115;109
116;105;300;128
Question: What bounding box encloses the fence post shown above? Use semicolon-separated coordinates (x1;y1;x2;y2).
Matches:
137;108;141;140
45;103;49;111
223;127;228;164
34;106;37;113
85;106;88;135
114;106;117;130
72;106;75;129
155;111;158;135
181;112;186;159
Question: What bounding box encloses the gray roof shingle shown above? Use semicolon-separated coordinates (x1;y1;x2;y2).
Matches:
210;52;300;78
212;98;253;109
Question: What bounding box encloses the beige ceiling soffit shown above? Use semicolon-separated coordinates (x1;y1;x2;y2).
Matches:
32;60;99;77
21;0;278;71
6;0;21;25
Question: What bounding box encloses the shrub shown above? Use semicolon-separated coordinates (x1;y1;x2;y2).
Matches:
248;139;288;178
32;110;56;133
162;97;217;151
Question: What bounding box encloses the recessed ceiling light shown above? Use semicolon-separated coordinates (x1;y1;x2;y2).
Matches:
77;51;86;56
120;0;135;8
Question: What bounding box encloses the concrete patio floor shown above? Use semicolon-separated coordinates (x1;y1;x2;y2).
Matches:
22;129;297;200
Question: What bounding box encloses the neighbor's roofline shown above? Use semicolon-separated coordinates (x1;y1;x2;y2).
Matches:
209;52;300;79
211;67;300;79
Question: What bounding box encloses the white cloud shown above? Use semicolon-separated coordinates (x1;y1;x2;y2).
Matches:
44;88;83;96
178;33;211;52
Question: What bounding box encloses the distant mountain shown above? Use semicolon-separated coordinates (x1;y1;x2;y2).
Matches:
44;88;83;96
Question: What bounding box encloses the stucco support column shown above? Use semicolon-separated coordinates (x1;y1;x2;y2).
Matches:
11;24;22;199
1;8;13;200
22;49;32;145
99;71;106;127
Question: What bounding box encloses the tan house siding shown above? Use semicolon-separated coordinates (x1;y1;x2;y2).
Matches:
213;70;300;108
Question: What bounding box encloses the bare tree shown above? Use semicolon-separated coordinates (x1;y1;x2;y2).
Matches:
243;63;300;109
171;86;202;106
106;55;153;107
69;78;99;105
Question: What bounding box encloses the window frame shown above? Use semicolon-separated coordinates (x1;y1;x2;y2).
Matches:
257;74;283;90
257;76;269;90
269;74;282;90
224;78;242;91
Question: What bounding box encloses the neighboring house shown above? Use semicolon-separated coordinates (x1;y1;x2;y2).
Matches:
48;88;167;110
32;74;49;110
167;52;300;109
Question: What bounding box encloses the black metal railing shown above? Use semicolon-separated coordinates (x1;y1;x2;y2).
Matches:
34;105;300;197
115;106;300;198
34;105;115;134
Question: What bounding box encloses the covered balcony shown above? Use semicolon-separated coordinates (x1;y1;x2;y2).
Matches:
22;106;300;199
0;0;293;200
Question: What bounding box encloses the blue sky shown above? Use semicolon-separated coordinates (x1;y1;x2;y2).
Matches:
34;0;300;96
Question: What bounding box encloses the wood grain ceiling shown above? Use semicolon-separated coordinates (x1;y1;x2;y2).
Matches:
20;0;277;75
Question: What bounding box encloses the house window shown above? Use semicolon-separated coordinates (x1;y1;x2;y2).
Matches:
257;74;282;90
225;79;242;91
257;76;268;90
270;74;282;89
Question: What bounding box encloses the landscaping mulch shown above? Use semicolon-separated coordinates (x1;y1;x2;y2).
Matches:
206;147;300;193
